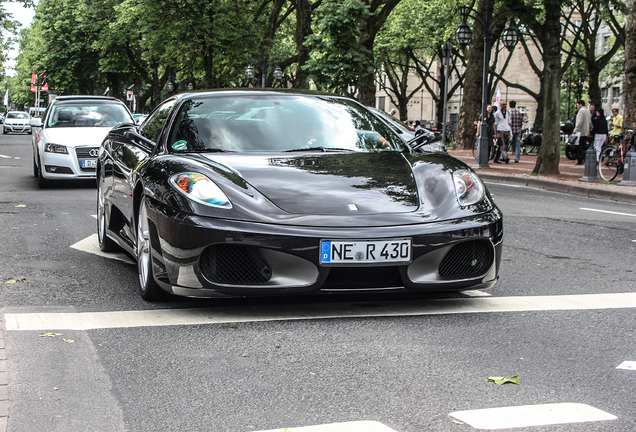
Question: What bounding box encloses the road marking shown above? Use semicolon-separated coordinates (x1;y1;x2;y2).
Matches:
70;234;134;264
460;290;491;297
0;154;11;159
249;421;397;432
580;207;636;217
449;403;616;429
5;292;636;331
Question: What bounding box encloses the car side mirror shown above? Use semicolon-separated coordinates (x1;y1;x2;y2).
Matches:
124;130;156;148
29;118;43;128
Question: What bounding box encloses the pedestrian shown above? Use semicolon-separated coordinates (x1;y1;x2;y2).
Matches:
493;100;510;163
508;101;523;163
389;108;397;117
413;120;422;132
609;108;623;137
476;105;496;158
591;107;608;160
589;103;597;124
572;99;591;165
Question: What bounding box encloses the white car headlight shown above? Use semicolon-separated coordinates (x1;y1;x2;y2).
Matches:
44;143;68;154
453;170;485;206
170;173;232;209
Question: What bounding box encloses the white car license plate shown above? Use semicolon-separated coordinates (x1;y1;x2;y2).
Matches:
320;239;411;265
81;159;97;168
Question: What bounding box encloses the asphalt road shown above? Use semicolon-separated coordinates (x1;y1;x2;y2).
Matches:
1;132;635;432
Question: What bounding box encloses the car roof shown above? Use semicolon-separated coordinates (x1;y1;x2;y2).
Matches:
52;96;125;105
171;88;352;103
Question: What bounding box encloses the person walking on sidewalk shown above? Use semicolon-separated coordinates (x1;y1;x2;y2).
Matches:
493;101;510;163
508;101;523;163
591;107;608;160
573;99;591;165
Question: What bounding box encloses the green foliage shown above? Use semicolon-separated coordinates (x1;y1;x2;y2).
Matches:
304;0;374;96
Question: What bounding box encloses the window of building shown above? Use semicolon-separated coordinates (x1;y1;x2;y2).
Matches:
378;96;385;111
601;88;608;104
612;87;620;104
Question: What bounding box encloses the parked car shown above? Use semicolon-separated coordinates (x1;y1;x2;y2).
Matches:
30;96;134;187
3;111;32;134
97;89;503;300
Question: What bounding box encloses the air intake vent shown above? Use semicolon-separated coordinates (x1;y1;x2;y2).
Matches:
200;244;272;285
438;240;493;279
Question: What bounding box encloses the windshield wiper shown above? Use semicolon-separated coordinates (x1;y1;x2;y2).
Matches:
285;146;352;153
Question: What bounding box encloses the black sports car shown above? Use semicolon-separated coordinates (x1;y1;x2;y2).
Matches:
97;90;502;300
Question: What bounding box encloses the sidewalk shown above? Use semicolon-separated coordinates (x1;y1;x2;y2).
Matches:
449;149;636;205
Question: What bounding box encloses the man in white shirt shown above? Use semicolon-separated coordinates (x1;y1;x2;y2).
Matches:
494;101;510;163
573;99;591;165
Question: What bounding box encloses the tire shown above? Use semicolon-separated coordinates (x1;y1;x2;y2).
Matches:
137;198;166;301
598;147;619;182
2;128;7;135
37;158;48;188
33;154;38;177
97;178;119;252
565;146;577;161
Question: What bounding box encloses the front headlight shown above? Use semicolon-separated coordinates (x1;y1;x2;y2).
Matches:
453;170;485;206
169;173;232;209
44;143;68;154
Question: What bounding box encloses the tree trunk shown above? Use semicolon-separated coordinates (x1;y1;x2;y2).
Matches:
624;0;636;130
293;0;313;89
587;65;603;110
532;7;562;175
456;0;495;150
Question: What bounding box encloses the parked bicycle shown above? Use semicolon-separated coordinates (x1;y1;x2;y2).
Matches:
472;138;497;161
598;128;635;182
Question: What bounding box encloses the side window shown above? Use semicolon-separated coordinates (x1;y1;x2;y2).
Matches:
140;99;176;143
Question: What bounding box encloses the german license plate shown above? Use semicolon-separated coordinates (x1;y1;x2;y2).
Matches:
81;159;97;168
320;239;411;265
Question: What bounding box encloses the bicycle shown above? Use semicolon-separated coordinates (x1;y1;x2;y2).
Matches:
598;128;635;182
472;138;497;161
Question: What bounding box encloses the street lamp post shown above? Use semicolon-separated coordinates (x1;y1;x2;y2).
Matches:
441;41;452;146
245;57;283;88
455;7;518;169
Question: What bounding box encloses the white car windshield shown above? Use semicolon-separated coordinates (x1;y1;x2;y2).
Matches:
47;103;132;128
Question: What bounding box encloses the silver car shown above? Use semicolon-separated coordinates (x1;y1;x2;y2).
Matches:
3;111;32;134
30;96;134;187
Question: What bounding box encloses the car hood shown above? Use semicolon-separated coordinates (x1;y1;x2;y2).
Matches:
42;127;112;147
201;152;419;215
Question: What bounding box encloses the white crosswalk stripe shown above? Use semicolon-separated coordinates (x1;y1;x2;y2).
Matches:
5;292;636;331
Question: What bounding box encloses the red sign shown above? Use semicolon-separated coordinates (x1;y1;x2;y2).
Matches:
31;74;37;85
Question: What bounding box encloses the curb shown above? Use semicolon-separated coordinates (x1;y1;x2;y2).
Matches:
479;174;636;205
0;319;7;432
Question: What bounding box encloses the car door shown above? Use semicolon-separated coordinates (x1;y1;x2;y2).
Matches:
112;99;176;246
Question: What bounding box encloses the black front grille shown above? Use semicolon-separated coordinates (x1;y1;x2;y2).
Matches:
200;244;272;285
75;147;98;158
322;266;402;289
438;240;493;279
76;147;98;172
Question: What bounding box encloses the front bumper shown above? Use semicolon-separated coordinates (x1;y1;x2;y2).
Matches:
39;146;98;180
4;124;31;133
144;199;504;298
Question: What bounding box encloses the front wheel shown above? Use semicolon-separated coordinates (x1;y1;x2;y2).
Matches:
97;179;119;252
137;198;166;301
565;146;577;161
598;147;620;182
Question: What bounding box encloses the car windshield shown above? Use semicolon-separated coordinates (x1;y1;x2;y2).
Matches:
47;103;132;128
7;112;29;119
168;94;405;153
